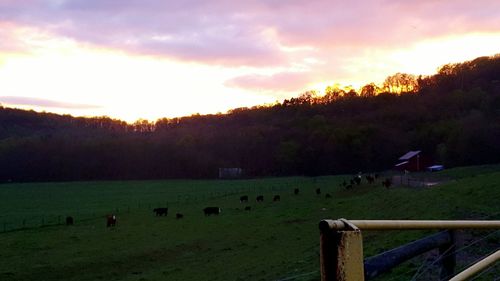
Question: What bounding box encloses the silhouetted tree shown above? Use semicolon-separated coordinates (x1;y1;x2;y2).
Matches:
383;73;418;94
360;83;379;97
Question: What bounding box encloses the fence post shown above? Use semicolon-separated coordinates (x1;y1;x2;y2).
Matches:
439;230;457;279
320;219;365;281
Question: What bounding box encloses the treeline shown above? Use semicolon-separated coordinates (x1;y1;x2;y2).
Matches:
1;55;500;182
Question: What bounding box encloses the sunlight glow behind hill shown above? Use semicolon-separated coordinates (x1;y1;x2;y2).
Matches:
1;0;500;122
0;31;272;122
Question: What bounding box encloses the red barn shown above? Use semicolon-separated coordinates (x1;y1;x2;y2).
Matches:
394;150;428;172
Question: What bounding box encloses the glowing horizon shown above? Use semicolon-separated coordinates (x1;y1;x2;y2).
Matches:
1;1;500;122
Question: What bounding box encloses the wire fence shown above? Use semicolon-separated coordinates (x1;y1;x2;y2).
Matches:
0;213;101;233
383;229;500;281
392;174;451;188
0;184;295;234
413;230;500;281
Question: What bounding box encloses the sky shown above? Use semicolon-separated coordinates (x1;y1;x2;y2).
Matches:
0;0;499;122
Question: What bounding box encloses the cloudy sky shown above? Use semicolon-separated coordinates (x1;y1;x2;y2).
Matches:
0;0;499;122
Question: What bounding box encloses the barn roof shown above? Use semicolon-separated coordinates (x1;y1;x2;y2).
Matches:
398;150;421;160
395;161;409;167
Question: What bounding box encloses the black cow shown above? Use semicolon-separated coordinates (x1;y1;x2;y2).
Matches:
354;176;361;185
176;213;184;219
315;188;321;195
273;195;280;202
153;208;168;216
366;175;375;184
294;188;299;195
325;193;332;198
244;206;251;211
203;207;221;216
240;195;248;203
106;215;116;227
66;216;74;226
256;195;264;202
382;178;392;188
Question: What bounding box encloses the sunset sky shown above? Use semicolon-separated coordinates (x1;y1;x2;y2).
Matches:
1;0;499;122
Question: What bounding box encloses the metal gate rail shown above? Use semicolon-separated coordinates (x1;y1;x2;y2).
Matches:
449;250;500;281
319;219;500;281
320;219;500;231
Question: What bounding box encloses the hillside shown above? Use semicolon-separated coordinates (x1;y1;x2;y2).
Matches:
1;55;500;181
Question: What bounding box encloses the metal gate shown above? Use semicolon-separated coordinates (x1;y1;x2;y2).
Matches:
319;219;500;281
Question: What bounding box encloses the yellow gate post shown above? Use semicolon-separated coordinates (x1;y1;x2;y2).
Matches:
320;219;365;281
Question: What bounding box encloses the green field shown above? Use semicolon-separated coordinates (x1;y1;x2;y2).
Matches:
0;166;499;281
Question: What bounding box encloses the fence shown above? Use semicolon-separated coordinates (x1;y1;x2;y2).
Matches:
0;184;293;234
319;219;500;281
0;211;121;233
392;174;451;188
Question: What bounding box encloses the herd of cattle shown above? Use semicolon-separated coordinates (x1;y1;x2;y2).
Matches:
341;173;392;189
63;173;390;227
236;188;324;212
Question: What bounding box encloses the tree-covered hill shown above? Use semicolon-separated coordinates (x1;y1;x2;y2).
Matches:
1;55;500;181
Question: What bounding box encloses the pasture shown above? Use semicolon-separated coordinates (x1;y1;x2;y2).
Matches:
0;166;499;281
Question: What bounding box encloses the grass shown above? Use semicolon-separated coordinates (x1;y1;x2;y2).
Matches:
0;165;499;281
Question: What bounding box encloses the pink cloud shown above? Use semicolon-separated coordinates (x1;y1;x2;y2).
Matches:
0;22;29;52
262;0;500;48
1;0;498;68
225;71;316;92
0;96;101;109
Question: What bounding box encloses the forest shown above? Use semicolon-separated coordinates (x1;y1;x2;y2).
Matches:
1;55;499;182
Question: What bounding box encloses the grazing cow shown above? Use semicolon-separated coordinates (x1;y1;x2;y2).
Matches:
316;188;321;195
240;195;249;203
354;176;361;185
176;213;184;219
256;195;264;202
345;184;353;189
244;206;251;211
203;207;221;216
66;216;74;226
273;195;281;202
382;178;392;188
294;188;299;195
325;193;332;198
106;215;116;227
153;207;168;216
366;175;375;184
341;180;347;187
374;173;379;179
